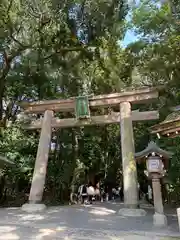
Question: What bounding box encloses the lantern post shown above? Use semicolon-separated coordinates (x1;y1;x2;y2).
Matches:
135;141;172;227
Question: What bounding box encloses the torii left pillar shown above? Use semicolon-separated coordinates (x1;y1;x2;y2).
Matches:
22;110;54;212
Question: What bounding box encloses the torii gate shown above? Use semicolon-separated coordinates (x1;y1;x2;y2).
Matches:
20;87;160;212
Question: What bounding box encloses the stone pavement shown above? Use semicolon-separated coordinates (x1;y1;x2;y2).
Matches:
0;202;179;239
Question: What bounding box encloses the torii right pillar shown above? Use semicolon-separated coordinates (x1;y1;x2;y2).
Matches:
119;102;146;216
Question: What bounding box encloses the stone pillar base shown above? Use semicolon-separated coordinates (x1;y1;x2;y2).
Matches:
118;208;146;217
153;213;167;227
177;208;180;231
22;203;46;213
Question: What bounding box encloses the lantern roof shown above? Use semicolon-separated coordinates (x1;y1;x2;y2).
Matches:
161;111;180;123
150;107;180;138
135;141;172;161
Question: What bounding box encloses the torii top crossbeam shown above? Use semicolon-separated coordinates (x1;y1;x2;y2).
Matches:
20;87;160;114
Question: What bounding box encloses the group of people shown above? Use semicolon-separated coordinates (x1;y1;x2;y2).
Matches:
75;181;154;205
76;181;124;205
77;182;101;204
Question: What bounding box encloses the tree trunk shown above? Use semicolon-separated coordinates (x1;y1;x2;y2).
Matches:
71;129;79;192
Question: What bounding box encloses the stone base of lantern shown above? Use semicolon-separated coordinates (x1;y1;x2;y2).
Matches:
22;203;46;213
118;208;147;217
153;213;167;227
177;208;180;231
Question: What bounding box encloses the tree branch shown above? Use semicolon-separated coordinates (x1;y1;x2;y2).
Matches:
7;0;13;15
44;46;88;60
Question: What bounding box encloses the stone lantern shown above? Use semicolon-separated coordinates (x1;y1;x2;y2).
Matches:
150;106;180;230
135;141;172;227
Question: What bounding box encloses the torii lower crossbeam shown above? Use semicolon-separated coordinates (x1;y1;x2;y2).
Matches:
25;110;159;129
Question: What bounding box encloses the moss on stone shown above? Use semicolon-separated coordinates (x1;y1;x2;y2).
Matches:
162;111;180;123
160;237;180;240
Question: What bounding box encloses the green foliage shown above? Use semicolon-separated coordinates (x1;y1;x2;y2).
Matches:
0;123;37;175
129;0;180;202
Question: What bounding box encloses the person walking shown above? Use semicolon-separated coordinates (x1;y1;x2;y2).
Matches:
87;182;94;204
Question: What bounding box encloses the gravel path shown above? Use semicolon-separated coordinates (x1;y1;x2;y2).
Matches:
0;202;179;239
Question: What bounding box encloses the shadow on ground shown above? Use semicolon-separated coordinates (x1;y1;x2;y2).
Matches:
0;202;179;239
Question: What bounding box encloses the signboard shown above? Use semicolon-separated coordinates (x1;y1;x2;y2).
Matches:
75;96;90;120
147;158;160;172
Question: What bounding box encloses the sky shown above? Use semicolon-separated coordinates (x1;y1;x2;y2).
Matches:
122;30;138;47
120;13;138;48
120;1;139;47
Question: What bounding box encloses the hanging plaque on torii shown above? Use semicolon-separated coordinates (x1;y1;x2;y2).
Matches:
75;96;90;120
